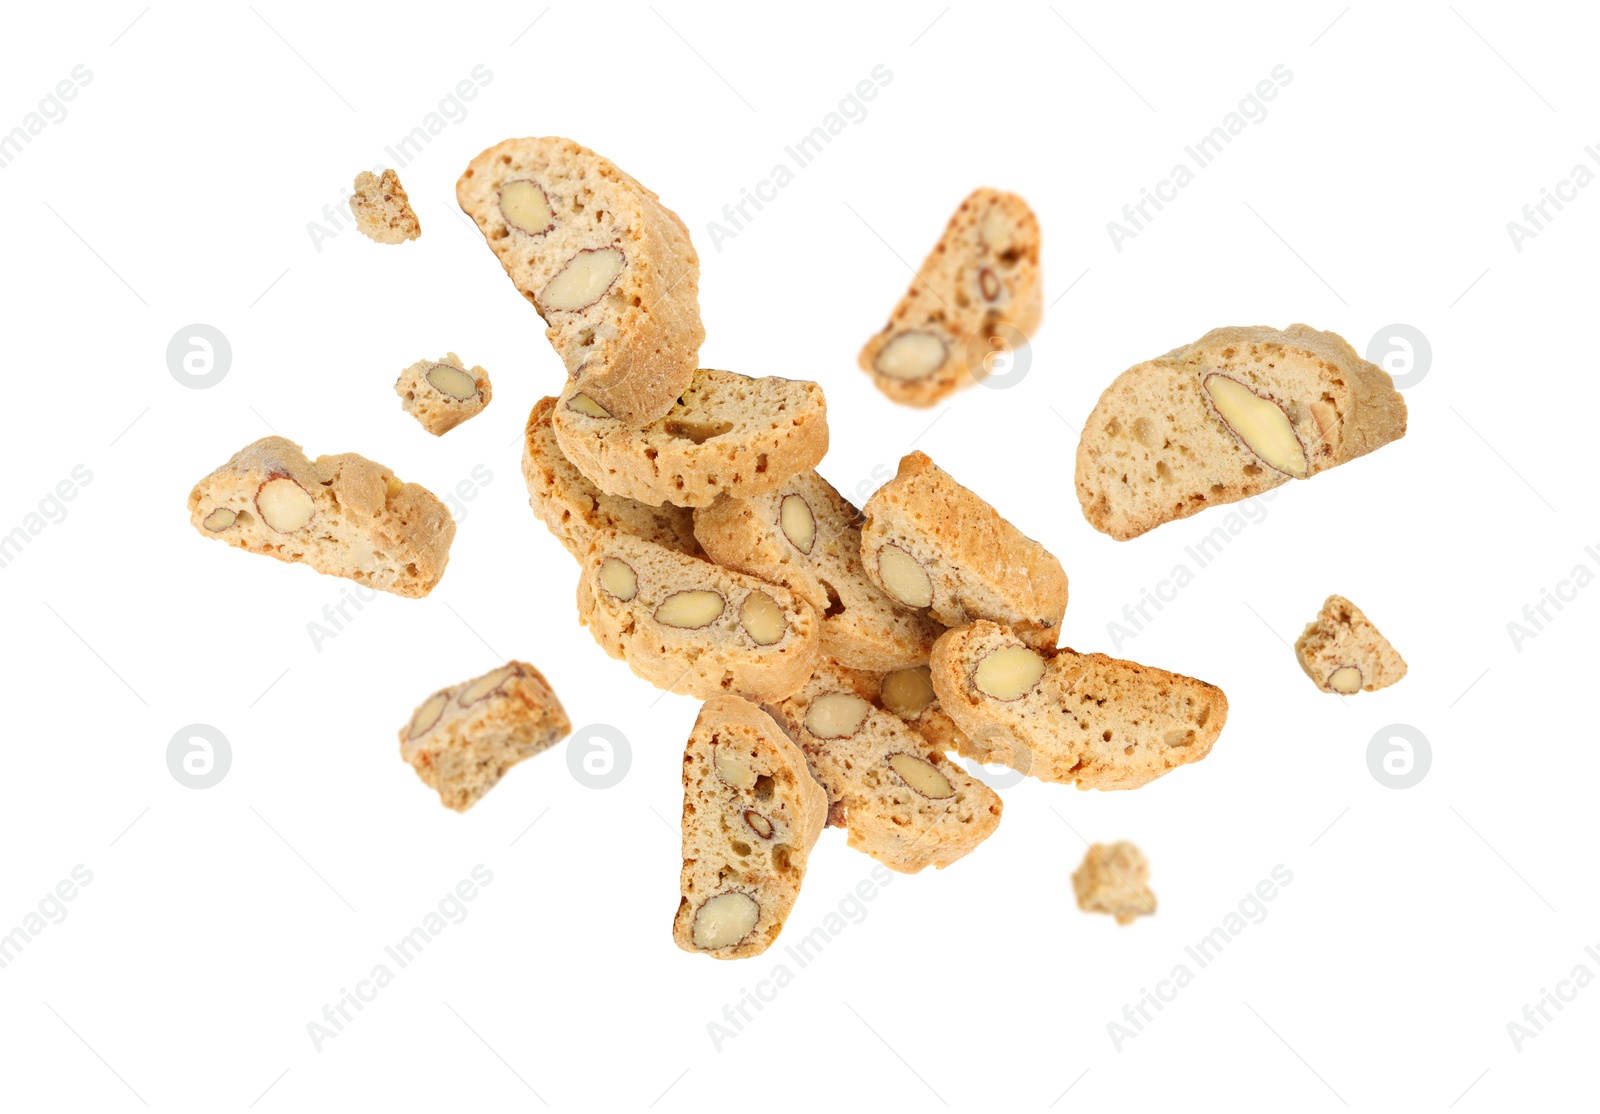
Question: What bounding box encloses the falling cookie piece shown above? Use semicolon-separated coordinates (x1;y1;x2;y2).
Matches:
350;169;420;244
395;352;491;435
1294;594;1407;694
399;661;570;811
1072;842;1156;925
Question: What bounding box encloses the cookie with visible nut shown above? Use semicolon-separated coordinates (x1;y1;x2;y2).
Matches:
1073;842;1156;925
187;436;454;598
1294;594;1407;694
395;352;491;435
860;451;1067;651
400;661;570;811
673;696;828;960
455;136;703;425
522;397;702;560
764;662;1002;873
577;530;821;703
694;470;943;671
551;368;828;509
858;188;1041;407
929;621;1226;791
349;169;420;244
1075;324;1408;541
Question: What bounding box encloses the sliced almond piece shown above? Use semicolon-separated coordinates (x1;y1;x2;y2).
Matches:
256;476;314;533
201;507;236;532
459;664;519;706
715;747;756;789
973;646;1046;701
425;363;479;400
540;247;625;313
598;557;638;601
880;665;937;720
779;494;816;554
980;207;1014;254
739;592;787;646
876;544;933;608
408;691;450;739
655;589;726;629
887;752;955;799
691;891;760;950
498;179;554;235
743;810;774;839
566;392;611;419
874;331;948;381
804;692;872;739
1203;374;1308;479
1328;665;1363;694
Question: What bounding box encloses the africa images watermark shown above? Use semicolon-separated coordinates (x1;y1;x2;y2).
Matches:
1107;64;1293;251
705;64;893;252
1504;543;1600;651
0;464;94;571
0;64;93;172
0;865;95;971
1505;941;1600;1051
1504;145;1600;253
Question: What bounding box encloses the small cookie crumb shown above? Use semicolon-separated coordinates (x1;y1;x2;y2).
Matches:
350;169;420;244
395;352;491;435
1294;594;1407;694
1073;841;1156;925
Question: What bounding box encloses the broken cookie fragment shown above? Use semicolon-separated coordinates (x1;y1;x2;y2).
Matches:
1294;594;1407;694
396;352;491;435
350;169;420;244
1073;841;1156;925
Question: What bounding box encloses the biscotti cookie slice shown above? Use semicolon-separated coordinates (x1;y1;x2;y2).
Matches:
860;451;1067;651
188;436;454;598
858;188;1041;407
400;661;570;811
765;662;1002;873
1294;594;1407;694
552;369;828;509
1073;842;1156;925
350;169;420;243
395;352;491;435
456;136;703;424
673;696;828;959
695;471;943;671
929;621;1226;791
577;530;821;702
1075;324;1408;540
522;397;702;560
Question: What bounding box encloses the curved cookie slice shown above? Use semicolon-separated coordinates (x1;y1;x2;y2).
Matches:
673;696;828;960
694;471;943;671
577;530;821;703
858;188;1041;407
399;661;570;811
765;662;1002;872
929;621;1226;791
456;136;702;425
1075;324;1408;540
522;397;702;560
188;436;454;598
396;352;491;436
552;368;828;509
1294;594;1407;694
860;451;1067;651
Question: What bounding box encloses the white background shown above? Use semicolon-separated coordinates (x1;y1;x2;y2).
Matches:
1;2;1593;1110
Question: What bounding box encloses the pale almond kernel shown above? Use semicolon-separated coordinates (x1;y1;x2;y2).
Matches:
877;544;933;608
540;247;624;313
1203;374;1308;478
1328;665;1363;694
973;646;1046;701
875;331;947;381
880;666;936;720
691;891;760;950
498;179;554;235
655;589;726;629
779;493;816;554
598;557;637;601
566;392;611;418
425;363;479;400
459;664;518;706
715;747;756;789
256;476;314;533
201;507;236;532
739;592;787;646
408;691;450;739
804;692;872;740
887;752;955;799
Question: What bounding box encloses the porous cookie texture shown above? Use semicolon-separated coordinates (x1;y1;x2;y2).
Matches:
1073;842;1156;925
455;136;703;425
395;352;491;436
551;368;828;509
576;530;821;703
350;169;420;244
1075;324;1408;541
673;696;828;960
859;188;1042;407
694;470;944;671
399;661;570;811
929;621;1227;791
1294;594;1407;694
188;436;454;598
522;397;702;560
764;662;1002;873
860;451;1067;651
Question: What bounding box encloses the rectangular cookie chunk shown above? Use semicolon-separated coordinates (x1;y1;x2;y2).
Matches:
1294;594;1407;694
929;621;1226;791
395;352;491;435
400;661;570;811
188;436;454;598
455;136;703;425
577;530;821;703
694;470;943;671
860;451;1067;650
522;397;702;560
674;696;828;960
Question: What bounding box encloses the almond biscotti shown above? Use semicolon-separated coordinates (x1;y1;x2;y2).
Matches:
1073;842;1156;925
860;451;1067;651
929;621;1226;791
577;530;821;702
673;696;828;959
455;136;703;424
694;471;943;671
188;436;454;598
1295;594;1407;694
1075;324;1408;540
551;369;828;509
522;397;702;560
395;352;491;436
859;188;1042;407
399;661;570;811
765;662;1002;873
350;169;420;244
